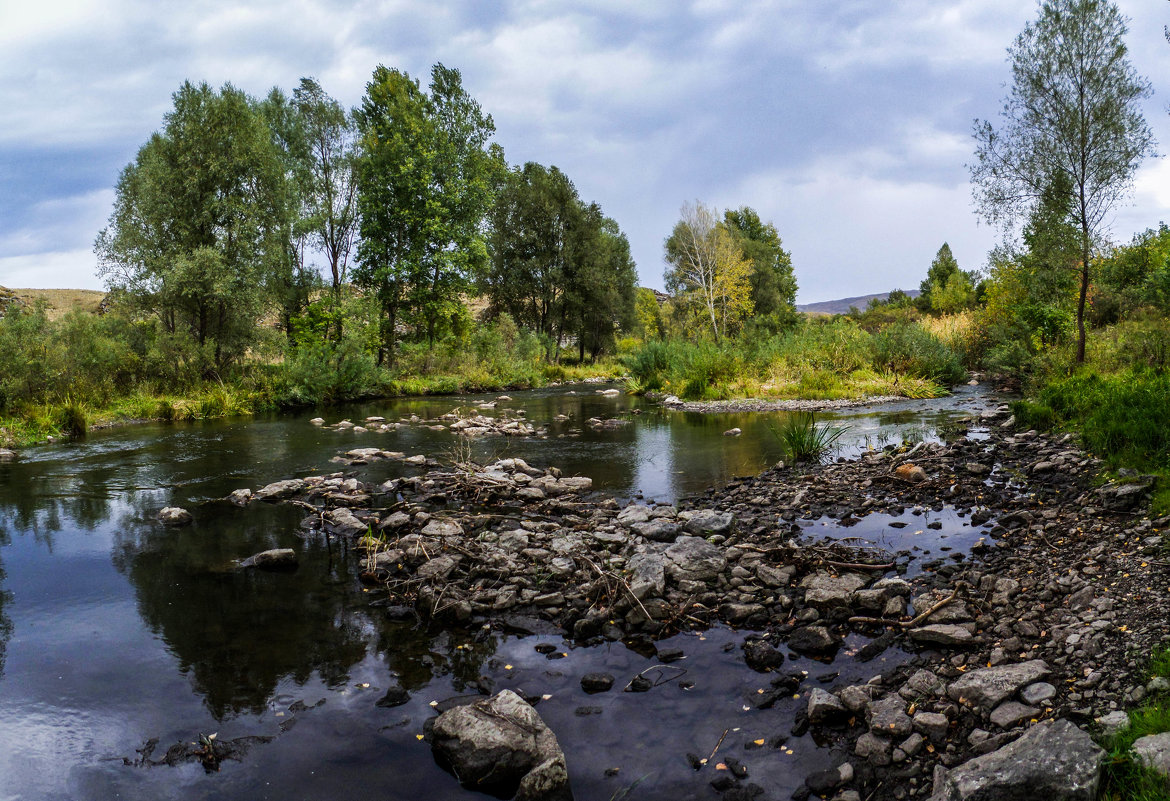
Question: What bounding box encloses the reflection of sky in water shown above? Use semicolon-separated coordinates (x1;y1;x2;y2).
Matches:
0;382;997;799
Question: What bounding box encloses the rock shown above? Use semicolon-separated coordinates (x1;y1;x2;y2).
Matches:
965;462;992;476
838;684;880;713
327;507;367;536
1020;682;1056;706
417;555;460;580
902;669;945;699
617;505;652;525
681;509;734;536
808;688;848;724
947;660;1050;711
254;479;306;501
720;602;764;624
723;428;742;436
309;417;325;425
421;519;464;538
930;719;1104;801
914;711;950;743
240;548;298;571
157;507;193;526
743;639;786;672
0;448;17;462
379;511;411;531
800;572;867;611
581;673;614;693
664;536;727;583
855;732;892;766
228;488;253;506
989;701;1039;729
806;762;853;794
867;695;913;738
431;690;571;800
895;464;928;483
756;564;796;588
787;625;839;656
908;624;976;647
1095;711;1130;737
627;552;666;599
631;519;680;542
1131;732;1170;777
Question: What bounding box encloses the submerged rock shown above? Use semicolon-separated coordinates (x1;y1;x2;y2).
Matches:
157;507;192;526
240;548;298;571
431;689;571;800
930;719;1103;800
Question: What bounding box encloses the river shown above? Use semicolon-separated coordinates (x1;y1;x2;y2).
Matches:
0;383;996;800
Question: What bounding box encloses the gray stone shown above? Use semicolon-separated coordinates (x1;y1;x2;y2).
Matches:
0;448;15;462
808;688;848;724
756;564;796;588
254;479;306;500
240;548;298;570
902;669;945;700
838;684;880;713
989;701;1039;729
914;711;950;743
1096;711;1130;737
947;660;1050;711
867;695;913;738
631;519;680;542
682;509;734;536
900;732;925;757
930;719;1104;801
720;602;765;624
801;572;868;611
743;639;785;672
1020;682;1056;706
157;507;192;526
626;552;666;600
431;689;571;800
909;624;976;647
228;488;252;506
1131;732;1170;777
378;511;411;531
664;536;727;583
417;554;460;580
855;732;892;766
617;505;652;525
421;519;464;538
787;625;839;655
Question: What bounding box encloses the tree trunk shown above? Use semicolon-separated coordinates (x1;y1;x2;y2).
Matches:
1076;221;1090;364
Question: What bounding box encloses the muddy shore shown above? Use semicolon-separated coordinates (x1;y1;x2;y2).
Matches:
222;402;1169;800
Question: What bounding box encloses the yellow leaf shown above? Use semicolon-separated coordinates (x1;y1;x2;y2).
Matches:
416;734;424;741
753;739;765;746
716;763;727;771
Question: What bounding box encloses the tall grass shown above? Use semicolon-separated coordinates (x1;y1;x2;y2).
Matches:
1100;646;1170;801
769;412;848;463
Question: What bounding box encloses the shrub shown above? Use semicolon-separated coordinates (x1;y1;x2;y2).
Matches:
769;412;848;463
871;323;966;384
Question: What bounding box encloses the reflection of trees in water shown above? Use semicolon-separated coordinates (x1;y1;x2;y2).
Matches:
377;625;497;692
0;524;12;678
0;461;120;550
111;499;369;720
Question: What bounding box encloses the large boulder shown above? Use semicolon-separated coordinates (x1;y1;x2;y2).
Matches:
947;660;1050;711
930;719;1104;800
431;689;572;800
664;536;726;583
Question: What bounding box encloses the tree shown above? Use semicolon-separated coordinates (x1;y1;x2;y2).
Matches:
354;63;503;363
723;207;797;331
918;243;960;310
95;81;288;375
971;0;1154;363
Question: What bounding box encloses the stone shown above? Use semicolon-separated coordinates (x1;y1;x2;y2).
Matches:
0;448;18;462
1131;732;1170;777
965;462;992;476
838;684;880;713
808;688;848;724
421;519;464;538
989;701;1039;729
682;509;734;536
930;719;1104;801
626;552;666;599
756;564;796;588
743;639;785;672
895;464;928;483
806;762;853;794
378;511;411;531
240;548;298;571
431;690;571;800
1020;682;1056;706
723;428;742;436
947;660;1050;711
902;669;945;699
157;507;192;526
228;488;253;506
914;712;950;743
867;695;913;738
417;554;460;580
618;505;652;525
580;673;614;693
800;572;867;611
664;536;727;583
787;625;839;656
254;479;306;500
631;519;679;543
720;602;765;624
1095;711;1130;737
855;732;892;766
909;624;976;647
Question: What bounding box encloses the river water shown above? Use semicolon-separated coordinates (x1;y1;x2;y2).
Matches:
0;384;995;800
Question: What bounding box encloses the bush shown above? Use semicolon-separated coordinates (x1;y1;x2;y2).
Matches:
871;323;966;384
769;412;847;463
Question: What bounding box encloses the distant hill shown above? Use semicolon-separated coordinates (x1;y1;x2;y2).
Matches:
1;287;107;320
797;289;920;316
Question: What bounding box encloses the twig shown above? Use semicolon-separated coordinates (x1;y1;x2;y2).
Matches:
849;582;966;628
702;728;729;768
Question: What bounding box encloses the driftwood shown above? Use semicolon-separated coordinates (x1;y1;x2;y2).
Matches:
848;582;967;628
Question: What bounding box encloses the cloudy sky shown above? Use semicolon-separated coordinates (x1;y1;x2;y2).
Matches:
3;0;1170;303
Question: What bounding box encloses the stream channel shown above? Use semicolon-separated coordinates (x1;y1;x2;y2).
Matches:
0;383;998;800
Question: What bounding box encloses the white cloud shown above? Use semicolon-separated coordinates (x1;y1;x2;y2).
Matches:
0;249;105;290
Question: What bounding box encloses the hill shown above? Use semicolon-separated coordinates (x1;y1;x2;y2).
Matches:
797;289;920;316
0;287;107;320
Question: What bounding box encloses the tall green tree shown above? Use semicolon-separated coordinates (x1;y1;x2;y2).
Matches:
95;81;288;375
971;0;1154;363
723;207;797;332
353;63;502;363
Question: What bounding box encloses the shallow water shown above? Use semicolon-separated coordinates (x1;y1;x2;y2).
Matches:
0;384;996;800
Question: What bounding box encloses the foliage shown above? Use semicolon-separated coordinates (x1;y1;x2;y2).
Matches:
768;412;848;463
1099;646;1170;801
871;323;967;384
971;0;1155;363
723;207;798;332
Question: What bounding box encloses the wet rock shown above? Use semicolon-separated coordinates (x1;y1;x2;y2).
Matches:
255;479;306;501
743;639;786;672
580;673;614;693
720;603;764;624
930;719;1104;801
0;448;18;462
806;762;853;794
327;508;367;536
664;536;727;583
240;548;298;571
723;428;742;437
800;572;867;612
376;686;410;707
838;684;880;713
908;624;976;647
228;489;252;506
378;511;411;531
947;660;1050;711
431;690;571;800
808;688;848;724
309;417;325;425
157;507;192;526
965;462;991;477
787;625;839;656
681;509;734;536
1131;732;1170;777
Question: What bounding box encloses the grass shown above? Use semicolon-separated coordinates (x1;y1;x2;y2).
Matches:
1100;645;1170;801
8;288;106;320
769;411;848;463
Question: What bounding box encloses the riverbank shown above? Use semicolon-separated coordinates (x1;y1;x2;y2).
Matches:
199;399;1170;799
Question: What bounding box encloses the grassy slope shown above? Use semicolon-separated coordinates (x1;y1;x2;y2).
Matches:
7;288;107;320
